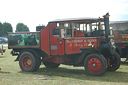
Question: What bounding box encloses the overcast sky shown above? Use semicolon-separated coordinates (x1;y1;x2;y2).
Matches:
0;0;128;32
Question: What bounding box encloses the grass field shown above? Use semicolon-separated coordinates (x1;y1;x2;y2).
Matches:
0;46;128;85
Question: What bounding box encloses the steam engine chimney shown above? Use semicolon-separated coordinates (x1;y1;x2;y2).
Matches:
103;13;110;37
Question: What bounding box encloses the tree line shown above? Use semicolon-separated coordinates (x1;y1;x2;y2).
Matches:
0;22;29;37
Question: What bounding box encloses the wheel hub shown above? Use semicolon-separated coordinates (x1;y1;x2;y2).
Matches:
27;59;32;65
92;63;96;68
22;55;32;69
88;58;102;73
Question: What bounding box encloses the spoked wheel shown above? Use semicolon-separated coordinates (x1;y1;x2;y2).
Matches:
84;54;107;76
43;62;60;69
107;52;121;71
19;51;41;72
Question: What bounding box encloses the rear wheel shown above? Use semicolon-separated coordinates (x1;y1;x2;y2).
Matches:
19;51;41;72
84;54;107;76
43;62;60;69
107;52;121;71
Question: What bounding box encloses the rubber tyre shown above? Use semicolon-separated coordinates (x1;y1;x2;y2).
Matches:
43;62;60;69
116;46;122;57
107;52;121;71
19;51;40;72
84;54;107;76
33;55;41;71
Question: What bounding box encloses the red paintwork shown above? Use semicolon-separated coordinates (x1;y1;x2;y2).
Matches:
41;23;99;55
88;58;102;73
44;56;69;64
8;32;39;34
21;55;32;69
74;30;84;37
120;46;125;49
50;23;58;55
65;38;98;54
41;25;50;54
58;38;64;55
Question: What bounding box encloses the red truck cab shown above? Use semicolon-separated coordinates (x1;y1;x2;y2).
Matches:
8;13;120;76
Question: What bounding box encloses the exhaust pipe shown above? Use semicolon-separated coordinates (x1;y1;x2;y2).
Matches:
103;13;110;38
103;13;110;42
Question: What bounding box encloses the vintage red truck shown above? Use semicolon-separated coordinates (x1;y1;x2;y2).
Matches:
8;13;120;76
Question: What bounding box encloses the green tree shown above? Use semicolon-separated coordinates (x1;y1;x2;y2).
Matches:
0;22;2;37
2;22;13;37
16;23;29;32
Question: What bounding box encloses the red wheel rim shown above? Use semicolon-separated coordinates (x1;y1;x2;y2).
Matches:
21;55;32;69
88;58;102;73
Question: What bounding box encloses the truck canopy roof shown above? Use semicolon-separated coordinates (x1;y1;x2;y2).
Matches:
49;17;104;23
110;21;128;24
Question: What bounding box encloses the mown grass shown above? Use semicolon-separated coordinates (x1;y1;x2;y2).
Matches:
0;47;128;85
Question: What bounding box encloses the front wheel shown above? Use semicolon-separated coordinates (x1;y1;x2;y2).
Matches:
84;54;107;76
107;52;121;71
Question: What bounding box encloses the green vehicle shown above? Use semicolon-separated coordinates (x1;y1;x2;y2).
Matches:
24;34;38;45
8;32;39;47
